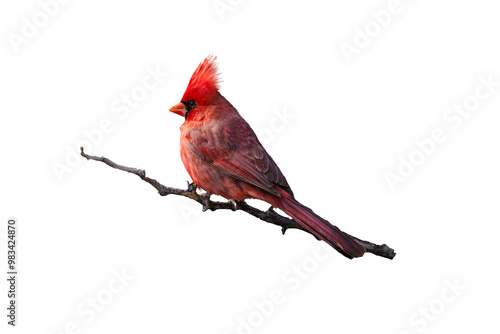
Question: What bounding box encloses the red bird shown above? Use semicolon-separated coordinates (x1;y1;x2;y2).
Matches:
169;56;365;259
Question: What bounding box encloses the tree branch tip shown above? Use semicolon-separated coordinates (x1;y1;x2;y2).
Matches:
80;147;88;159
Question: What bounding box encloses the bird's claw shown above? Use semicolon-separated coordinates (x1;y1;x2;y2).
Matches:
229;199;239;211
201;192;212;212
187;182;197;193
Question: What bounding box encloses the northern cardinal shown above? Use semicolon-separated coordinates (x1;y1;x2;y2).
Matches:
169;56;365;259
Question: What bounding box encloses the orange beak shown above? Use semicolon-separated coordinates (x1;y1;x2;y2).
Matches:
169;101;187;117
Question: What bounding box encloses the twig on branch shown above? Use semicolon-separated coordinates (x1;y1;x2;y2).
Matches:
80;147;396;260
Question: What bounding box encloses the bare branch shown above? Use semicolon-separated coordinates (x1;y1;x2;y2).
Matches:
80;147;396;260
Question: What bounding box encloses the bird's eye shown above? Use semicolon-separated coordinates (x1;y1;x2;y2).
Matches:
187;100;196;109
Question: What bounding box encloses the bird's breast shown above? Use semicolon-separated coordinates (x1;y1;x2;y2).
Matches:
178;123;253;201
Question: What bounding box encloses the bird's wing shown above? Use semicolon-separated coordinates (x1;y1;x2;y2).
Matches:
187;121;293;197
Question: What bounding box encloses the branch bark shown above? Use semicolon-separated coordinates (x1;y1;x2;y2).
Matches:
80;147;396;260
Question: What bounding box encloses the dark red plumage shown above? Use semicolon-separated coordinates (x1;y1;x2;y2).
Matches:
169;56;365;259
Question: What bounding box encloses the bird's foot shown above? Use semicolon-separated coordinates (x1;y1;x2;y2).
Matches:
200;192;212;212
229;199;240;211
187;182;197;193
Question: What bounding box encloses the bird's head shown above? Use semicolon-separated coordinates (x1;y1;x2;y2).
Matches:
169;56;221;120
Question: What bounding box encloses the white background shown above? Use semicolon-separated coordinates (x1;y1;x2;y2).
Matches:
1;0;499;333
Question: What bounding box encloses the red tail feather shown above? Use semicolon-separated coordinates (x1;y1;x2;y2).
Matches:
277;193;365;259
